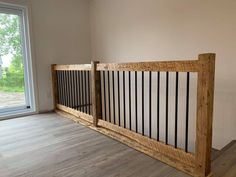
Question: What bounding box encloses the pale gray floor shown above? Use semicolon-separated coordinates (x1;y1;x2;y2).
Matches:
212;141;236;177
0;113;234;177
0;113;190;177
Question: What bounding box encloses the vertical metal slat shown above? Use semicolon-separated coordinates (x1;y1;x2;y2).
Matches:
185;72;190;152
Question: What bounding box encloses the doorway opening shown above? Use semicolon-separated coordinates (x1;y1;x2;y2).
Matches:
0;3;36;118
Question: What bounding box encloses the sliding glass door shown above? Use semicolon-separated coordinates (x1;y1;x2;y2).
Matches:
0;3;35;118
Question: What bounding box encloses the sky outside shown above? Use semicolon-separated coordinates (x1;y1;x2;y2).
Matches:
2;54;12;67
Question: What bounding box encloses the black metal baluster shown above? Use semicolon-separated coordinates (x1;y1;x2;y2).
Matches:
74;71;78;110
107;71;111;122
135;71;138;133
103;71;107;121
123;71;126;128
100;72;103;118
65;71;70;107
58;71;63;105
62;71;66;106
85;71;88;114
78;71;82;111
175;72;179;148
63;71;66;106
81;71;84;112
69;71;73;108
71;71;74;109
72;71;75;109
112;71;116;124
84;71;87;112
142;71;144;135
166;72;169;145
60;71;65;105
83;71;86;113
157;72;160;141
61;71;66;106
117;71;121;126
88;71;91;114
129;71;131;130
185;72;190;152
149;71;152;138
73;71;76;109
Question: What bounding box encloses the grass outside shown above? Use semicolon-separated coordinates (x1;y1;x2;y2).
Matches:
0;86;24;93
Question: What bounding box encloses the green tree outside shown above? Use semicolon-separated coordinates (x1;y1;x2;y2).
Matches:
0;13;24;92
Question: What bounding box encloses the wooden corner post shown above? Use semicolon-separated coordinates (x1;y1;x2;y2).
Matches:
91;61;102;127
195;53;215;177
51;64;58;110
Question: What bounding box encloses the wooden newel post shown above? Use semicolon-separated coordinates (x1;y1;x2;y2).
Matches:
195;53;215;177
51;64;58;110
91;61;102;127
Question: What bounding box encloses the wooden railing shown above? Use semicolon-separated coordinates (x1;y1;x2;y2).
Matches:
51;53;215;177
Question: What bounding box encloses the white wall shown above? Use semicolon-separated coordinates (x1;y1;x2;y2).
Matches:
0;0;92;112
31;0;91;112
89;0;236;149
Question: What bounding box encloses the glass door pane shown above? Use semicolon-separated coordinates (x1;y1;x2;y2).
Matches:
0;4;34;117
0;13;26;110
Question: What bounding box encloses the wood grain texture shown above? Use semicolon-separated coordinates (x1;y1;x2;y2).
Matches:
97;119;196;176
51;64;58;109
56;104;93;123
0;113;191;177
51;53;216;177
57;109;226;177
195;53;215;177
57;110;195;176
98;119;195;165
97;60;199;72
56;109;196;176
56;110;232;177
53;64;91;71
91;61;102;126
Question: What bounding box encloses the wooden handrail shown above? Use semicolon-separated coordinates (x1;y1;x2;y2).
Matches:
97;60;199;72
53;64;91;71
51;53;215;177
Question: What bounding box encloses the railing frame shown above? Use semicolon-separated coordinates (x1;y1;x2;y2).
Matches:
51;53;215;177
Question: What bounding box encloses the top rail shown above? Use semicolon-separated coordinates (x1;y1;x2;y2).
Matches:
97;60;200;72
53;64;91;71
52;60;200;72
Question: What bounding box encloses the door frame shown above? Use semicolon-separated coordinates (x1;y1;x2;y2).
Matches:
0;2;37;119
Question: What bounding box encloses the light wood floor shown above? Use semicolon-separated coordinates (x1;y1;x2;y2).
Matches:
0;113;235;177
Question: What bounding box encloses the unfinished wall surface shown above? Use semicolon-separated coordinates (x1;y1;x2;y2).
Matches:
89;0;236;149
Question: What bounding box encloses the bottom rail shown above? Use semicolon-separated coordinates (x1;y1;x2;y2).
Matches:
55;108;208;177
